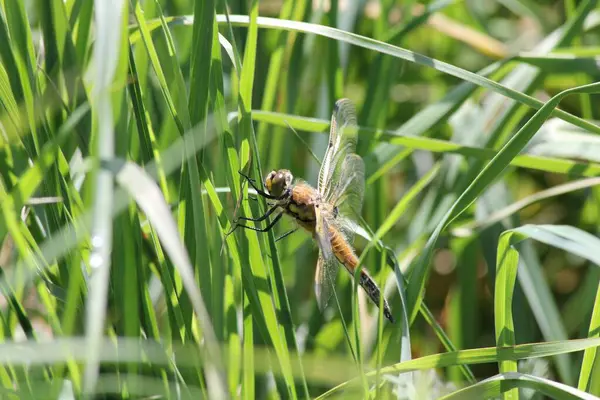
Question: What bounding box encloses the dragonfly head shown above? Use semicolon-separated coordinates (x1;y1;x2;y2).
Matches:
265;169;293;197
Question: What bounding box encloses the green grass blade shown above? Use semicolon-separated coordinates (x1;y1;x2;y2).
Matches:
251;110;600;177
496;224;600;395
440;372;599;400
406;81;600;324
318;337;600;398
453;177;600;237
83;0;128;393
235;1;299;397
107;159;227;397
206;12;600;134
133;10;600;133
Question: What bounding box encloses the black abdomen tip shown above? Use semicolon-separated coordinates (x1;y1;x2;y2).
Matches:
385;309;395;324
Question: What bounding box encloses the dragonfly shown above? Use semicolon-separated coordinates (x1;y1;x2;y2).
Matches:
229;99;394;323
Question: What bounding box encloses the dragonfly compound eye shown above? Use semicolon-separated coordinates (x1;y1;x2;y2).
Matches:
264;171;277;193
264;169;292;198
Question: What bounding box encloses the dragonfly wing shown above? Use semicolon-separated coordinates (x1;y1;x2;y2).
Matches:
329;153;365;241
313;206;339;311
314;250;339;311
318;99;358;201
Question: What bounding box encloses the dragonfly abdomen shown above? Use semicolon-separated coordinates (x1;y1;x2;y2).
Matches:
328;226;358;270
328;226;395;323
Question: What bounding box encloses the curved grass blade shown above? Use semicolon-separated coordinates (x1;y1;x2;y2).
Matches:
513;53;600;75
495;225;600;393
212;11;600;134
250;111;600;178
439;372;599;400
526;118;600;163
230;2;303;397
83;0;127;393
453;177;600;237
1;335;599;398
105;158;227;397
317;337;600;399
130;9;600;134
406;81;600;325
0;112;220;335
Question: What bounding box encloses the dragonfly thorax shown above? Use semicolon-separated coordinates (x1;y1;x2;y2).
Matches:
231;100;393;323
265;169;293;197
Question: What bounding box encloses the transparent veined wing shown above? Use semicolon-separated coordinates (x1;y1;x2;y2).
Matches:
313;205;339;311
314;250;339;311
328;153;365;242
318;99;359;202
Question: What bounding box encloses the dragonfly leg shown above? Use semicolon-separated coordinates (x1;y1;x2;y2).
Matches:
229;212;283;235
275;228;298;242
238;171;288;200
235;204;279;223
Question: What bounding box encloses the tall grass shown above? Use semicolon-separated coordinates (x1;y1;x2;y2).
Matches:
1;0;600;398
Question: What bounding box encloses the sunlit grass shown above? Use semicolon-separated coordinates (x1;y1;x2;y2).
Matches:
1;0;600;399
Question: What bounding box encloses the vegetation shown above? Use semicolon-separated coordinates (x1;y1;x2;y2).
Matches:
1;0;600;398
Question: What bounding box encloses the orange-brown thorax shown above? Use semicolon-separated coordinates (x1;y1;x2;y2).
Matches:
265;169;358;274
284;184;358;273
284;184;318;230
